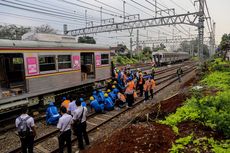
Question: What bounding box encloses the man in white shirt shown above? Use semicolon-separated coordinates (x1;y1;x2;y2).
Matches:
57;106;73;153
15;107;36;153
68;97;77;116
72;100;89;150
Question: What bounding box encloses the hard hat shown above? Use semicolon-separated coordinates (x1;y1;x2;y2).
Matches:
104;93;108;97
107;89;111;93
80;98;84;101
62;97;66;100
112;85;116;89
113;88;119;94
90;96;94;101
113;81;117;84
93;91;97;95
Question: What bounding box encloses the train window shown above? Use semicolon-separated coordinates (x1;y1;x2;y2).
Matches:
58;55;71;69
39;55;56;72
101;54;109;65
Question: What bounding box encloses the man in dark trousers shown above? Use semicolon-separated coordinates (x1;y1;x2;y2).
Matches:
73;100;89;150
177;67;183;82
15;107;37;153
57;106;72;153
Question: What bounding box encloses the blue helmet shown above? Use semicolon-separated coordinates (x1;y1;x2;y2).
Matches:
80;98;84;102
93;91;97;95
62;97;66;100
113;88;119;94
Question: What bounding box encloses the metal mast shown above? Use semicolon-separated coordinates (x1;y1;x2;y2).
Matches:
198;0;205;58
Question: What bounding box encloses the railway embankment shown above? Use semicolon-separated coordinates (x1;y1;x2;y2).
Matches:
83;58;230;153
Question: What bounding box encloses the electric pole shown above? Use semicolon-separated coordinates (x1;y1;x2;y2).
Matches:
136;29;139;54
198;0;204;59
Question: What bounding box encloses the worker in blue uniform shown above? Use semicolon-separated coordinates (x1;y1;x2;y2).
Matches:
112;85;119;97
104;93;114;111
97;90;105;104
46;102;60;125
107;89;116;103
80;98;87;107
92;91;99;102
90;96;105;113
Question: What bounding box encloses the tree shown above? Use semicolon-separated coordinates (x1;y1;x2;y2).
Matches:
78;36;96;44
143;46;151;55
179;39;209;58
34;24;57;34
152;43;166;51
0;24;31;40
218;34;230;59
116;44;127;53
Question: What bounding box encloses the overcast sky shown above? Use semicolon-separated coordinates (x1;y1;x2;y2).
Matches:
0;0;229;49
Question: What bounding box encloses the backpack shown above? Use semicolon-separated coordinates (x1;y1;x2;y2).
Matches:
17;116;31;138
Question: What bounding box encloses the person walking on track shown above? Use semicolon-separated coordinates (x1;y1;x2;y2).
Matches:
177;67;183;82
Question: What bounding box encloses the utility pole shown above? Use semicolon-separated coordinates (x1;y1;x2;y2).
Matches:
189;28;192;55
123;1;126;22
155;0;157;17
136;29;139;54
100;7;102;25
198;0;205;59
172;28;175;52
212;22;216;55
130;37;133;57
85;10;87;27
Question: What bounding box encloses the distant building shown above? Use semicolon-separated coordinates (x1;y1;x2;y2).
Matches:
22;33;77;42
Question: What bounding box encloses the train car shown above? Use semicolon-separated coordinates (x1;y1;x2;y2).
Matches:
152;51;190;66
0;39;111;108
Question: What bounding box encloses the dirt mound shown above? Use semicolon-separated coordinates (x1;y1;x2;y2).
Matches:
133;93;187;123
84;123;176;153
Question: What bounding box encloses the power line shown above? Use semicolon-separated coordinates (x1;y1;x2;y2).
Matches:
0;0;97;22
57;0;123;18
34;0;98;20
94;0;127;15
0;11;84;26
168;0;188;12
72;0;123;18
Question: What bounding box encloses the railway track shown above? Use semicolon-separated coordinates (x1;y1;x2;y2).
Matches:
0;61;193;134
6;62;197;153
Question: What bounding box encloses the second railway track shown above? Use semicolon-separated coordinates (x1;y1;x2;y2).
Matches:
5;62;197;153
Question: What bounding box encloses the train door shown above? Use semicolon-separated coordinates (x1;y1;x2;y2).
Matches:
80;52;95;81
0;54;26;96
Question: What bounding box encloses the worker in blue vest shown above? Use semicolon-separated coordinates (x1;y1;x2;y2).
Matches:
92;91;99;102
90;96;105;113
97;90;105;104
46;102;60;125
112;85;119;98
104;93;114;111
107;89;116;103
80;98;87;107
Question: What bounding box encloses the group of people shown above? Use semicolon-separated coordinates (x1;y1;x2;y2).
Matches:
113;66;156;105
16;96;90;153
15;66;158;153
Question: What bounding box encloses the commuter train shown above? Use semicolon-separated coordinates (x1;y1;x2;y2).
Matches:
152;51;190;66
0;39;111;108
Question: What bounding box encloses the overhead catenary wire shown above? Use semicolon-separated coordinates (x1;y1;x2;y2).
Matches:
0;0;99;22
33;0;99;20
57;0;123;18
0;11;84;26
